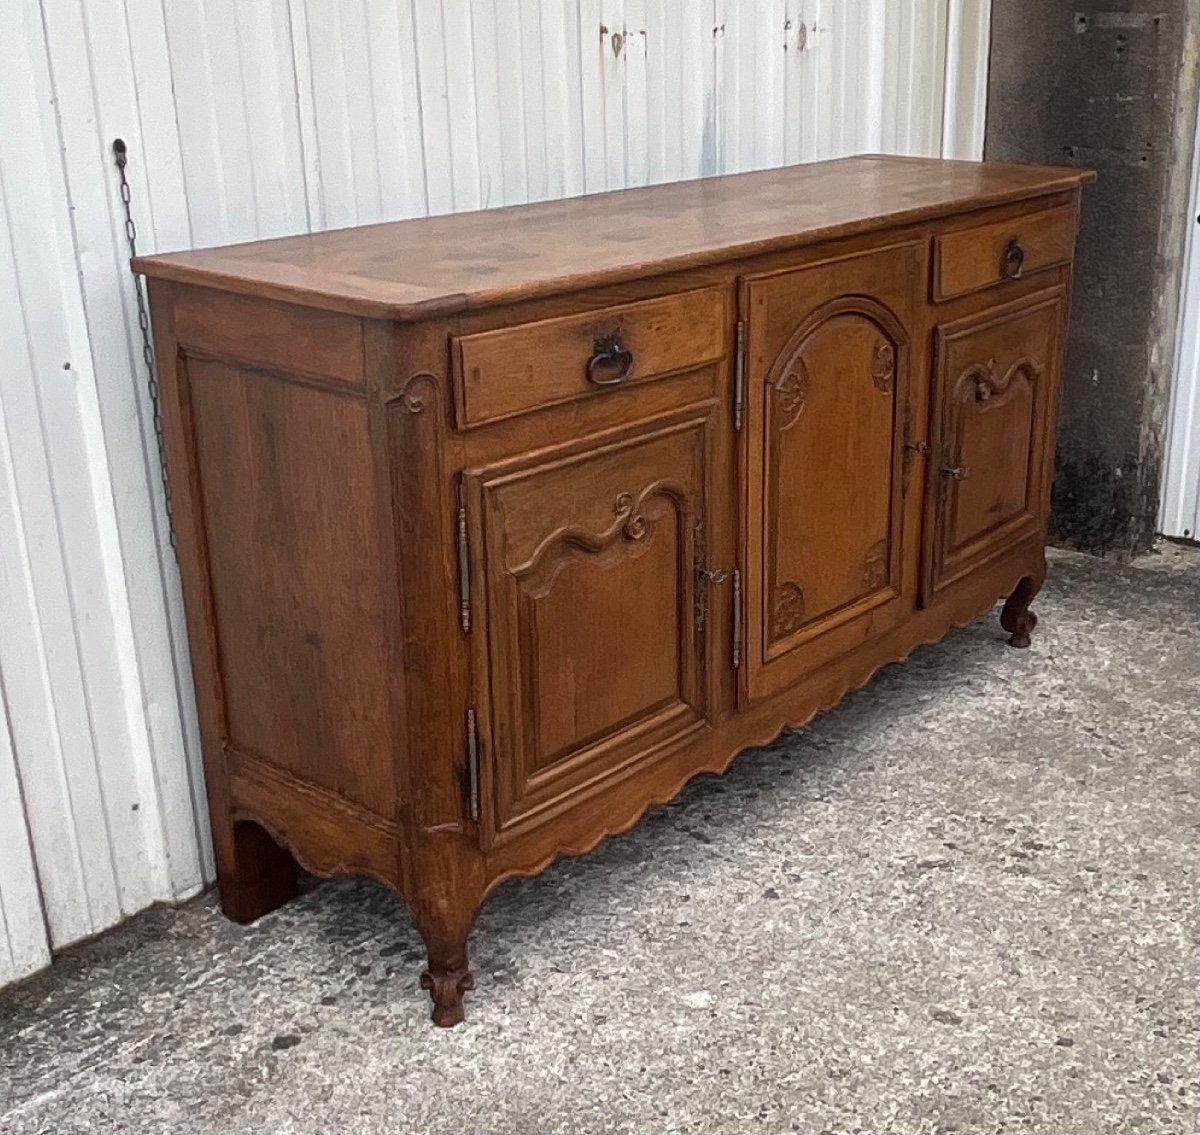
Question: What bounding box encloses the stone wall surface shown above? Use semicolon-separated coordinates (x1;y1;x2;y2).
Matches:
987;1;1200;554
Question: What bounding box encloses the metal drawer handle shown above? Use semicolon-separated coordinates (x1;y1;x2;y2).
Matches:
587;335;634;386
1002;237;1025;281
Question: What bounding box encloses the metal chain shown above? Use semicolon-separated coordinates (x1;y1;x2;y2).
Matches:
112;138;176;554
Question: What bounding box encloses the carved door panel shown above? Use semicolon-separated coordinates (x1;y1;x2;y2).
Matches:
465;408;721;845
741;242;923;703
924;288;1065;600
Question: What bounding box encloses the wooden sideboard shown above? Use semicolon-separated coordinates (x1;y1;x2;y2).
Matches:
135;156;1093;1026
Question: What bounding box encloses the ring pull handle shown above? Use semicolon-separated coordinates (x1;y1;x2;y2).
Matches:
587;335;634;386
1002;238;1025;281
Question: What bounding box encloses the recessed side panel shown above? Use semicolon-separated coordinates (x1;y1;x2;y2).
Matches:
186;357;395;817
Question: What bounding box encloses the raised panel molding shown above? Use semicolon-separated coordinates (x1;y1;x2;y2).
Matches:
749;248;919;695
925;288;1066;600
513;481;688;582
467;411;716;846
766;295;911;397
953;356;1044;406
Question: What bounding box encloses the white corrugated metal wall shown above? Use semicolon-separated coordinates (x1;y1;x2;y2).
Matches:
0;0;991;987
1161;99;1200;542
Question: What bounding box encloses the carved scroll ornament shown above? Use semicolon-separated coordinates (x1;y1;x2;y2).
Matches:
862;540;889;591
398;371;437;414
773;362;812;431
871;342;895;394
955;356;1043;406
513;479;688;592
772;582;807;638
613;491;649;541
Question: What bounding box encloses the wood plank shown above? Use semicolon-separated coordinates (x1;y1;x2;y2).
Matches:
174;286;365;385
134;157;1094;320
186;356;395;818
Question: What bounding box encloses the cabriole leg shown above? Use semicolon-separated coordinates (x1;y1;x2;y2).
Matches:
1000;574;1043;649
411;895;480;1027
419;938;475;1028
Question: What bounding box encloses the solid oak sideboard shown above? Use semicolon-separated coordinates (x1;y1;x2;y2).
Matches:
135;156;1093;1026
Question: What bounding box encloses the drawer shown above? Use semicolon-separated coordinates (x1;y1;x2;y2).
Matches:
933;205;1077;302
451;287;727;428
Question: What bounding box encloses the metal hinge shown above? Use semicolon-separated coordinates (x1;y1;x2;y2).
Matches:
456;481;471;633
732;568;742;670
465;707;480;822
733;320;746;431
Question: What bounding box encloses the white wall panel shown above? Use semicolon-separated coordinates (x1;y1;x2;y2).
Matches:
1;0;209;974
1161;90;1200;541
0;699;48;986
0;0;990;987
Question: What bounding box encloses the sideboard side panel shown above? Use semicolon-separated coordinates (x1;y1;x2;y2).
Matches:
152;283;402;890
184;356;396;816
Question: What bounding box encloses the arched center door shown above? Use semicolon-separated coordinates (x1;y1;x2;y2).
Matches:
741;241;926;703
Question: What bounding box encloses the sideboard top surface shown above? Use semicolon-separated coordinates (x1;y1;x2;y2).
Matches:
134;155;1092;321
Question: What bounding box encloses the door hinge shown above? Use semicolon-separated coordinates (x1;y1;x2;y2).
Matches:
465;706;480;822
456;480;471;633
733;319;746;431
731;568;742;670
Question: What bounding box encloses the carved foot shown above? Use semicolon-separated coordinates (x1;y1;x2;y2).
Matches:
408;857;482;1027
1000;575;1042;649
420;964;475;1027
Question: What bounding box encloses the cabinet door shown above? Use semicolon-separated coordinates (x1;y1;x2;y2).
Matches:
924;288;1065;600
465;408;723;843
742;241;922;702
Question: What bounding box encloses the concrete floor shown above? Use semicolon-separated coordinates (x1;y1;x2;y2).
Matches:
2;547;1197;1135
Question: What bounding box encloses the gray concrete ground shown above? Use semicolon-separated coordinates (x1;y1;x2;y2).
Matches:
2;547;1197;1135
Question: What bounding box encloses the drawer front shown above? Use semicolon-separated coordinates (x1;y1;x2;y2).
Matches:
451;287;727;428
933;205;1076;302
